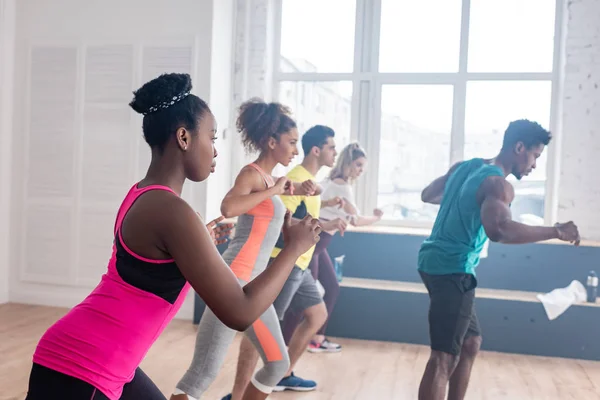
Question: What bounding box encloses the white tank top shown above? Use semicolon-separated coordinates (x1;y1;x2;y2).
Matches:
319;179;359;221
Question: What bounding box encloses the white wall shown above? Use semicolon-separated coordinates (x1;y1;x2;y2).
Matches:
0;0;16;304
7;0;235;318
557;0;600;239
205;0;235;220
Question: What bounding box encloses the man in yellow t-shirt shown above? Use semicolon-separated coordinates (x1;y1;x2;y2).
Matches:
269;125;346;392
270;164;322;270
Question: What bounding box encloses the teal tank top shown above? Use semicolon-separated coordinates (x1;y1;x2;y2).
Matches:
418;158;504;276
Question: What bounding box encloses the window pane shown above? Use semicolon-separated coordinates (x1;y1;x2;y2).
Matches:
379;0;462;72
278;81;353;179
468;0;556;72
464;81;552;224
378;85;453;222
280;0;356;73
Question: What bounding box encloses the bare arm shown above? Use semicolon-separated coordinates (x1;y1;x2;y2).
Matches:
321;197;342;209
163;197;319;331
320;180;359;216
350;207;384;227
287;180;322;196
343;201;359;215
320;218;348;235
421;162;463;204
351;215;381;227
480;177;559;244
220;168;284;218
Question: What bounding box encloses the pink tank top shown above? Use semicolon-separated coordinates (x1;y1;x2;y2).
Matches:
32;183;191;399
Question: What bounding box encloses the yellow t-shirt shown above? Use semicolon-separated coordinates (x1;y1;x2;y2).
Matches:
271;165;321;270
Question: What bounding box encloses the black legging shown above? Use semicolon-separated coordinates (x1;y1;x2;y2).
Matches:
25;363;166;400
281;231;340;343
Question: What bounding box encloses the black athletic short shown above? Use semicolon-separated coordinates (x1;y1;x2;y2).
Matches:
419;271;480;356
25;363;166;400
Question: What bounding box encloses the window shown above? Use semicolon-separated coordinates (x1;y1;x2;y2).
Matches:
278;81;353;180
468;0;556;72
379;0;462;72
378;85;453;221
279;0;356;73
275;0;561;227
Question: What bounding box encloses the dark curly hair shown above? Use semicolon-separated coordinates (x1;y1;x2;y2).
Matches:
502;119;552;151
129;73;211;150
236;98;297;153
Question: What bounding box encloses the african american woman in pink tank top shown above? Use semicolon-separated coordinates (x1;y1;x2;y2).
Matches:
24;73;321;400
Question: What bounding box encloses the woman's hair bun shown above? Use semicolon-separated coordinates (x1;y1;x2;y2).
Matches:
129;73;193;115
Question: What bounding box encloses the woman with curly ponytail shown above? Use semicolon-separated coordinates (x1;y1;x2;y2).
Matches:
171;98;320;400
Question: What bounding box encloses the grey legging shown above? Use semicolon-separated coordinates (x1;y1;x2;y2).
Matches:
175;279;289;398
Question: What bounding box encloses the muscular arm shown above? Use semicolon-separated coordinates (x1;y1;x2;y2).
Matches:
163;197;304;331
421;162;463;204
220;168;276;218
479;177;558;244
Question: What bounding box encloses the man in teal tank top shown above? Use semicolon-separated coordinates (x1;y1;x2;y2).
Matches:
416;120;581;400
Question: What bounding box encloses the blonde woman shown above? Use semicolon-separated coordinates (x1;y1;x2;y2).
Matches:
321;142;383;226
281;142;383;353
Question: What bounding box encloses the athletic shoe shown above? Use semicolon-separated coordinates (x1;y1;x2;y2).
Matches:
308;338;342;353
273;372;317;392
220;395;231;400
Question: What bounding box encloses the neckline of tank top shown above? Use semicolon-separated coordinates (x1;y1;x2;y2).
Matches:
117;183;178;264
133;182;178;195
475;158;506;173
248;163;275;187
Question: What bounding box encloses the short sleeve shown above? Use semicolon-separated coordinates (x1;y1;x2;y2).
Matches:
280;194;302;213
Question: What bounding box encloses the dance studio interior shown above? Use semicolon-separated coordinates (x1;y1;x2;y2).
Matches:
1;0;599;399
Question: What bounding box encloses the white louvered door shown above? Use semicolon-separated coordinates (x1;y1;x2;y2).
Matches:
21;40;196;287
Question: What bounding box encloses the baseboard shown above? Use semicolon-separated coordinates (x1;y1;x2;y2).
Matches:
9;282;91;308
9;282;195;321
0;277;8;304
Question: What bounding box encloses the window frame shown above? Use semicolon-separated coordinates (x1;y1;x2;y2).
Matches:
273;0;565;228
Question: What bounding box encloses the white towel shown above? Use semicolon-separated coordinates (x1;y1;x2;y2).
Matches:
536;280;587;320
480;240;489;259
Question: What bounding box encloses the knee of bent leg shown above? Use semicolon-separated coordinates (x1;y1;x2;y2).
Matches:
273;352;291;375
304;302;327;328
462;335;482;358
429;350;459;376
257;353;290;387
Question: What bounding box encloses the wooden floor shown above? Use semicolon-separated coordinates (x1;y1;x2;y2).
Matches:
2;304;600;400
